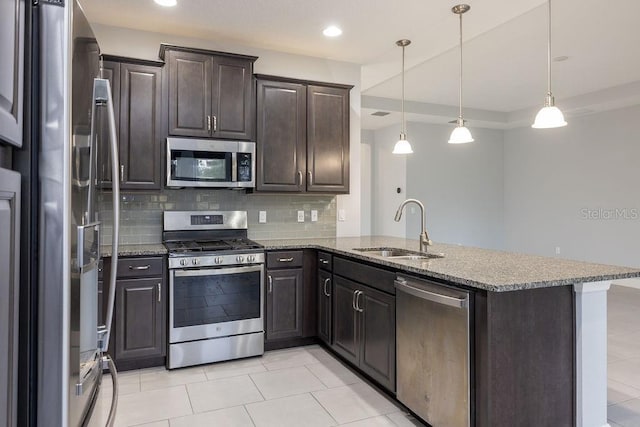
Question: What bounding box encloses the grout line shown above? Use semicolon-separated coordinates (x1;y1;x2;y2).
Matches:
183;384;195;415
309;391;340;426
247;373;267;402
243;404;259;427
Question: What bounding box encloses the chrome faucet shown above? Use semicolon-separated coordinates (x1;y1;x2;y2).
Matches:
394;198;432;253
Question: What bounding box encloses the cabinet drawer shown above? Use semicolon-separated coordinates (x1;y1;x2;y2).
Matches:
317;251;332;271
334;257;396;295
267;251;303;269
116;257;164;278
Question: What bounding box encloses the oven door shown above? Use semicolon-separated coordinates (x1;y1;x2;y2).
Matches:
169;264;264;343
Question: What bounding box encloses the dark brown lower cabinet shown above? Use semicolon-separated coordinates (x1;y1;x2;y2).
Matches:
103;256;167;371
115;278;165;361
266;268;304;341
332;275;396;392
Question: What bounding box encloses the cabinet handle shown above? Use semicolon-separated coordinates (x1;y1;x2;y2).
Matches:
129;265;151;271
323;277;331;297
307;170;313;186
268;275;273;293
321;259;329;265
278;257;294;262
120;165;124;181
352;290;358;311
213;115;217;132
157;283;161;303
356;290;364;313
297;171;303;187
207;115;211;131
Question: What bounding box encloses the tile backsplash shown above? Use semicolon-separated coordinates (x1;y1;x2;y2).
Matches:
98;189;336;245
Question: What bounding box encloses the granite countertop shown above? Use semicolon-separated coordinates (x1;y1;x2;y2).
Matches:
256;236;640;292
100;243;167;258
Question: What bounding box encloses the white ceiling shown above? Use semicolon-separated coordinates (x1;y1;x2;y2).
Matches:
81;0;640;127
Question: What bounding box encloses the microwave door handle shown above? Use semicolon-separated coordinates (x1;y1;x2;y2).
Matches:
231;152;238;183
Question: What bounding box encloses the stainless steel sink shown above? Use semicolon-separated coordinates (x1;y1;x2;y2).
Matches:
353;247;444;260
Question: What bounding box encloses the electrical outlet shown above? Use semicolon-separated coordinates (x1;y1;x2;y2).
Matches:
555;246;561;255
259;211;267;223
311;210;318;222
297;210;305;222
338;209;346;222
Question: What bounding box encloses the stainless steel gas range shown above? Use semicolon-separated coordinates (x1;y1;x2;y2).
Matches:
163;211;265;369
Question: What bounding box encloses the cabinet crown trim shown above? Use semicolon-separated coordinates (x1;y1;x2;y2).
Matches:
159;44;258;62
101;54;164;67
255;74;354;90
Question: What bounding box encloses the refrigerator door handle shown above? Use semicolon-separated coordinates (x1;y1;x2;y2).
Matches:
93;78;120;352
93;77;121;427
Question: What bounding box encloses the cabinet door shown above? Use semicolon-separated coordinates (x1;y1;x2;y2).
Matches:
332;276;359;366
306;85;350;193
212;56;253;140
317;269;332;345
359;286;396;392
266;269;304;341
167;50;212;137
119;63;162;190
256;79;306;192
0;0;24;147
97;60;120;187
114;278;165;361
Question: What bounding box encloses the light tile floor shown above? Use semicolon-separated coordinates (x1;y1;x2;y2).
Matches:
89;345;425;427
608;285;640;427
89;284;640;427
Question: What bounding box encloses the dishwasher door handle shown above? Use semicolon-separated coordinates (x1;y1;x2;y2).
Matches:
395;278;468;309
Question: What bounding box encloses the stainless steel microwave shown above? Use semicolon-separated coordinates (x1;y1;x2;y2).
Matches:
166;138;256;188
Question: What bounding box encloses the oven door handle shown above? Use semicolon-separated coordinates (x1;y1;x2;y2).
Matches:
173;265;263;277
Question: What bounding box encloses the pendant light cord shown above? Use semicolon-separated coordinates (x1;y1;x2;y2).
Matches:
547;0;552;97
458;11;463;121
401;44;406;135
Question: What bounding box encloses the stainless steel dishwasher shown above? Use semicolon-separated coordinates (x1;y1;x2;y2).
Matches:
395;275;471;427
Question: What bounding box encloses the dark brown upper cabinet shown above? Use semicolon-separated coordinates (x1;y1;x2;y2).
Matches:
256;76;352;194
99;57;163;190
160;45;257;141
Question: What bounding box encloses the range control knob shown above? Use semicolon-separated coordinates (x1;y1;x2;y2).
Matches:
215;257;223;265
192;258;199;266
247;255;256;263
236;255;245;263
179;259;188;266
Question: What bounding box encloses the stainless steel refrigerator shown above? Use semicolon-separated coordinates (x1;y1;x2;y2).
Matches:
37;0;120;425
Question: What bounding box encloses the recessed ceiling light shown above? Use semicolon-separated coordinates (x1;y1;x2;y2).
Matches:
154;0;177;7
323;26;342;37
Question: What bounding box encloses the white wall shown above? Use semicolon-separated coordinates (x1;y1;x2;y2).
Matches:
360;129;374;236
504;105;640;268
403;122;505;249
91;24;362;237
370;125;407;237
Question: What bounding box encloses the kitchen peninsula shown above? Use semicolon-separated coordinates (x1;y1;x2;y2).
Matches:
259;236;640;427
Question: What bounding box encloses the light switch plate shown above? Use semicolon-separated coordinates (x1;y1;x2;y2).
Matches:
297;210;305;222
338;209;346;222
311;210;318;222
259;211;267;223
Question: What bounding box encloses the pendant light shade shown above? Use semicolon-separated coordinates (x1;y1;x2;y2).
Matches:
532;0;567;129
449;4;473;144
393;39;413;154
448;119;474;144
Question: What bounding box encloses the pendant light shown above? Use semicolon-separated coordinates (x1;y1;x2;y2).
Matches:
393;39;413;154
449;4;474;144
532;0;567;128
